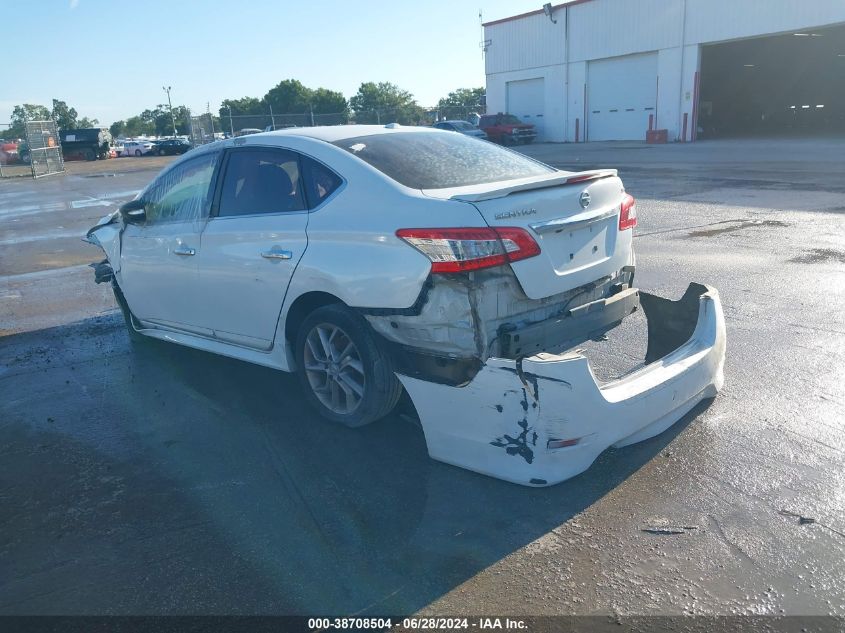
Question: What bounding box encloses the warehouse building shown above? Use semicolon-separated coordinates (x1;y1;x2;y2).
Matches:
483;0;845;142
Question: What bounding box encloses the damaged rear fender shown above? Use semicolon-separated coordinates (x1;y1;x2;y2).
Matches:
397;283;726;487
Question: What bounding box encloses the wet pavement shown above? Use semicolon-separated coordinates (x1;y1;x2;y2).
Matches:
0;140;843;616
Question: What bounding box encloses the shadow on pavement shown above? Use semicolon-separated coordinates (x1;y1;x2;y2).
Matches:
0;315;709;614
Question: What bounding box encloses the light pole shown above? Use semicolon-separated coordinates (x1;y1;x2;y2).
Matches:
223;104;234;137
162;86;177;138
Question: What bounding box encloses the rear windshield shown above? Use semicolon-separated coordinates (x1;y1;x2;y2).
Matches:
332;131;555;189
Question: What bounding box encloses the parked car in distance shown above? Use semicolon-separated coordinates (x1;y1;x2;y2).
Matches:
478;113;537;145
0;140;19;164
123;140;155;156
152;138;191;156
432;120;487;139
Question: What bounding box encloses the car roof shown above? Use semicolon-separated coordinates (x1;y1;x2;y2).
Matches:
247;124;440;144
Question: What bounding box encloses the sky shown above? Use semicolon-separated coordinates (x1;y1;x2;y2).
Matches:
1;0;546;126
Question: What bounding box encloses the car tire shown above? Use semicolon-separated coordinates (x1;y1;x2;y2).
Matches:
159;149;166;156
112;282;146;344
135;150;142;157
295;304;402;428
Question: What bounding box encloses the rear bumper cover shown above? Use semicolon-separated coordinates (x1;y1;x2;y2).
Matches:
397;283;726;487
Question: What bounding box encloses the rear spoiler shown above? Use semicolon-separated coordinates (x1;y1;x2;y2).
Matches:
452;169;618;202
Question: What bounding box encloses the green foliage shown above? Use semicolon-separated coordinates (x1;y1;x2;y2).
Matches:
310;88;348;116
77;116;100;128
109;120;126;138
219;97;264;118
8;104;51;138
51;99;78;130
436;87;486;121
437;87;485;109
263;79;312;114
349;82;424;125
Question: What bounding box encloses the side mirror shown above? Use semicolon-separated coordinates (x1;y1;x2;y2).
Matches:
120;199;147;224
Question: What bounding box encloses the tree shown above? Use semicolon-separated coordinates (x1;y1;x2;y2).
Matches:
77;116;100;128
263;79;311;114
350;82;424;125
219;96;265;117
438;87;485;109
122;115;154;137
310;88;348;115
8;104;51;138
51;99;78;130
110;120;126;138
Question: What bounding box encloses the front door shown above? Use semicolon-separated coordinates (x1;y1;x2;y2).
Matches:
119;151;219;334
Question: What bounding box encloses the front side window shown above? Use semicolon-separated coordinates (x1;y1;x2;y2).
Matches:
218;149;306;217
144;152;218;224
332;131;555;189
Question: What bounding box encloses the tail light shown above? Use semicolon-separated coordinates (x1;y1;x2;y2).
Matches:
619;194;637;231
396;227;540;273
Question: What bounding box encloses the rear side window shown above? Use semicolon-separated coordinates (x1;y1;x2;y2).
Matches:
301;156;343;207
218;148;306;217
332;131;555;189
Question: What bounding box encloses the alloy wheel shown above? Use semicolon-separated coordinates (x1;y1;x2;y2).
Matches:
303;323;366;415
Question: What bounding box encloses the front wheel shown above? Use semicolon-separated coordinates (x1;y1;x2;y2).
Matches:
159;149;166;156
295;304;402;428
134;150;142;157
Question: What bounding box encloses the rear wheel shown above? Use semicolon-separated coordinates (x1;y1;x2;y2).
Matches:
159;149;166;156
134;150;142;157
295;304;402;428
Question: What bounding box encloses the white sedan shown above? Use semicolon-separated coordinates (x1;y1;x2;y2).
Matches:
87;125;725;486
123;140;155;156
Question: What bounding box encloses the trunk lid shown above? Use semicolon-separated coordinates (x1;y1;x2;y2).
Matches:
424;171;630;300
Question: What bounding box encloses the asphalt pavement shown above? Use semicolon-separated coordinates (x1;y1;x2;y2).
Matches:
0;140;843;617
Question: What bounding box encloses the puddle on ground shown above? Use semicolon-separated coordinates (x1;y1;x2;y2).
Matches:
686;219;789;238
789;248;845;264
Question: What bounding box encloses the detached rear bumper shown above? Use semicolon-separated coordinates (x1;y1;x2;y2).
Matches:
397;283;726;487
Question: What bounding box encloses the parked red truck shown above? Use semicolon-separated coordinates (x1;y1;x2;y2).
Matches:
478;113;537;145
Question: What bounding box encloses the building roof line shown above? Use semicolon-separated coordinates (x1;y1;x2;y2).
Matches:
482;0;594;28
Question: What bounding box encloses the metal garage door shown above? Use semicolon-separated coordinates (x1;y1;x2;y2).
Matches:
587;53;657;141
507;78;545;140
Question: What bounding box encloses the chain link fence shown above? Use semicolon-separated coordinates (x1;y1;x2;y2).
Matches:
0;120;64;178
188;112;217;146
25;120;64;178
214;107;482;132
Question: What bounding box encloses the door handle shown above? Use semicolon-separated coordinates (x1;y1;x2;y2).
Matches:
261;248;292;260
173;246;195;256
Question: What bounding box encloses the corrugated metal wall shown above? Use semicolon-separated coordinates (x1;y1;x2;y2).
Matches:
484;13;565;76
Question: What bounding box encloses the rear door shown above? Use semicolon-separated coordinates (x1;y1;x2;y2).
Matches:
193;147;335;349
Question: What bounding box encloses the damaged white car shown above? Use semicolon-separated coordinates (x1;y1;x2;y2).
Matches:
87;125;725;486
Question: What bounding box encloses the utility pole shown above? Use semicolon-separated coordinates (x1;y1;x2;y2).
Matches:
207;102;215;137
162;85;177;137
268;104;276;130
223;104;234;136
